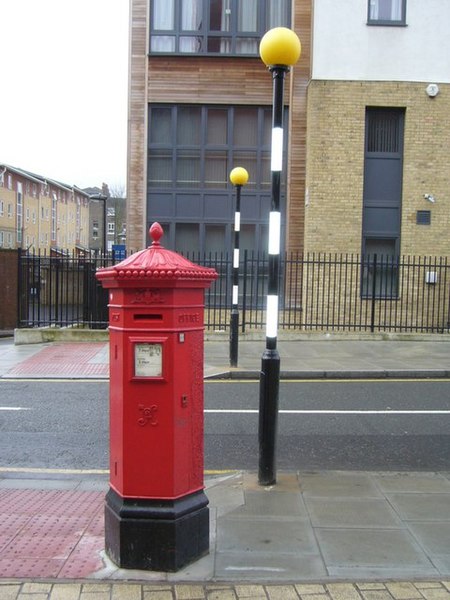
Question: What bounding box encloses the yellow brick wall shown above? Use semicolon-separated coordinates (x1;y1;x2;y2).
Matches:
0;189;16;247
304;80;450;258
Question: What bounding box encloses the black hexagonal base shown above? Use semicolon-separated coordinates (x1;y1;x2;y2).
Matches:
105;487;209;572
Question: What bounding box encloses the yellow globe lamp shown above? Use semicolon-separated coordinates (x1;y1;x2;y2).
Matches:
229;167;249;187
259;27;301;68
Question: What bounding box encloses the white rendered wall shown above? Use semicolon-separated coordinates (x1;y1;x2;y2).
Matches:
312;0;450;83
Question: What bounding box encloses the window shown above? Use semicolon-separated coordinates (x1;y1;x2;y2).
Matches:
150;0;291;55
0;231;3;247
362;108;404;299
148;104;272;190
362;238;399;299
368;0;406;25
0;200;3;217
108;222;115;233
51;194;57;242
148;103;282;254
17;183;23;244
175;223;199;254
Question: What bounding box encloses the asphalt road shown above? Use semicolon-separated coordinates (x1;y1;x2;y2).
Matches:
0;379;449;471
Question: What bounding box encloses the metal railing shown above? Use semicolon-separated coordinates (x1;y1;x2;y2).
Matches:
18;250;450;333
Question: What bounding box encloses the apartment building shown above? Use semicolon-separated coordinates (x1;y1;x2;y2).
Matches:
127;0;449;262
127;0;311;254
0;164;90;252
305;0;450;259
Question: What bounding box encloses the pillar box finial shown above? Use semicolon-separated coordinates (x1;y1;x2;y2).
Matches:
149;222;163;246
96;223;218;286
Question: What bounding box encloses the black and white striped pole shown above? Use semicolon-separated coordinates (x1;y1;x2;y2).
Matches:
258;28;301;486
229;167;249;368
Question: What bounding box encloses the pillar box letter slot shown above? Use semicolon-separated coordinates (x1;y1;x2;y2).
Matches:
96;222;218;572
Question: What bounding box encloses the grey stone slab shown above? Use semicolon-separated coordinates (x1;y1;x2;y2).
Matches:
374;473;450;494
388;493;450;521
227;490;307;519
407;522;450;555
77;479;109;492
206;482;245;513
316;528;434;569
299;471;382;498
217;518;318;554
305;497;404;528
327;565;440;579
214;551;327;581
430;556;450;576
167;551;215;582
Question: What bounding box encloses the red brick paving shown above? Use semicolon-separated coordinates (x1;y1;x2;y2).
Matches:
0;488;105;578
5;343;109;378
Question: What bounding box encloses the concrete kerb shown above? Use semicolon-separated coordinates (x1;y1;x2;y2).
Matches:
206;369;450;380
13;327;450;345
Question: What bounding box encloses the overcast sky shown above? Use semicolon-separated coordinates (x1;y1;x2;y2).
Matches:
0;0;129;191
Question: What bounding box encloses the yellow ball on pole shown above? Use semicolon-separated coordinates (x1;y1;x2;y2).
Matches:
230;167;249;186
259;27;301;68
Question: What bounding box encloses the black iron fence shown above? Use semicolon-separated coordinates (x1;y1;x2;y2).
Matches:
18;250;450;333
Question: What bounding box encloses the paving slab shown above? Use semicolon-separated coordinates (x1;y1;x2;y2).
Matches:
374;473;450;494
299;471;383;497
407;522;450;555
305;497;404;528
387;493;450;521
316;528;438;573
214;551;327;581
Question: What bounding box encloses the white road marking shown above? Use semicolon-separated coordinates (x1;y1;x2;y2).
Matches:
0;407;30;411
205;409;450;415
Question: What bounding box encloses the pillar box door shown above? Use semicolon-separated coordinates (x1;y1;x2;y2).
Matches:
96;222;217;572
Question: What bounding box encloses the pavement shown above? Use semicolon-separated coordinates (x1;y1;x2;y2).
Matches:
0;333;450;598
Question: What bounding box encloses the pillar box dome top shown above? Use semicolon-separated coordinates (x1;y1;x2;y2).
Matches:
96;222;218;288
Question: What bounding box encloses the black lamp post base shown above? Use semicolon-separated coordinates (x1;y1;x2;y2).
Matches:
105;488;209;572
258;347;280;486
229;310;239;367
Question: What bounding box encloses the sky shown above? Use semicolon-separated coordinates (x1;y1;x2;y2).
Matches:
0;0;129;192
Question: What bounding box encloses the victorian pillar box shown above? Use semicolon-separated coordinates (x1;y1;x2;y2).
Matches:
96;222;217;572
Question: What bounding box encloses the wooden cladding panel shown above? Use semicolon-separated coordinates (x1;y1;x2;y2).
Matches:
287;0;312;252
148;58;273;106
127;0;148;251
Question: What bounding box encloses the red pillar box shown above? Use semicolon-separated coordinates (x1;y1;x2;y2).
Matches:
96;222;217;572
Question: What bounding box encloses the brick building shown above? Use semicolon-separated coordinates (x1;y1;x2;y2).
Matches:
126;0;311;255
0;164;90;253
305;0;450;259
127;0;449;259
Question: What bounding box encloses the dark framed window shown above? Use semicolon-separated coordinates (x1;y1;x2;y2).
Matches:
362;107;405;300
367;0;406;25
362;238;399;299
150;0;291;55
147;104;284;254
148;104;273;191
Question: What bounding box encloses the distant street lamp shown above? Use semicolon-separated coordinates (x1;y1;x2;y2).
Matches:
258;27;301;486
229;166;249;368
